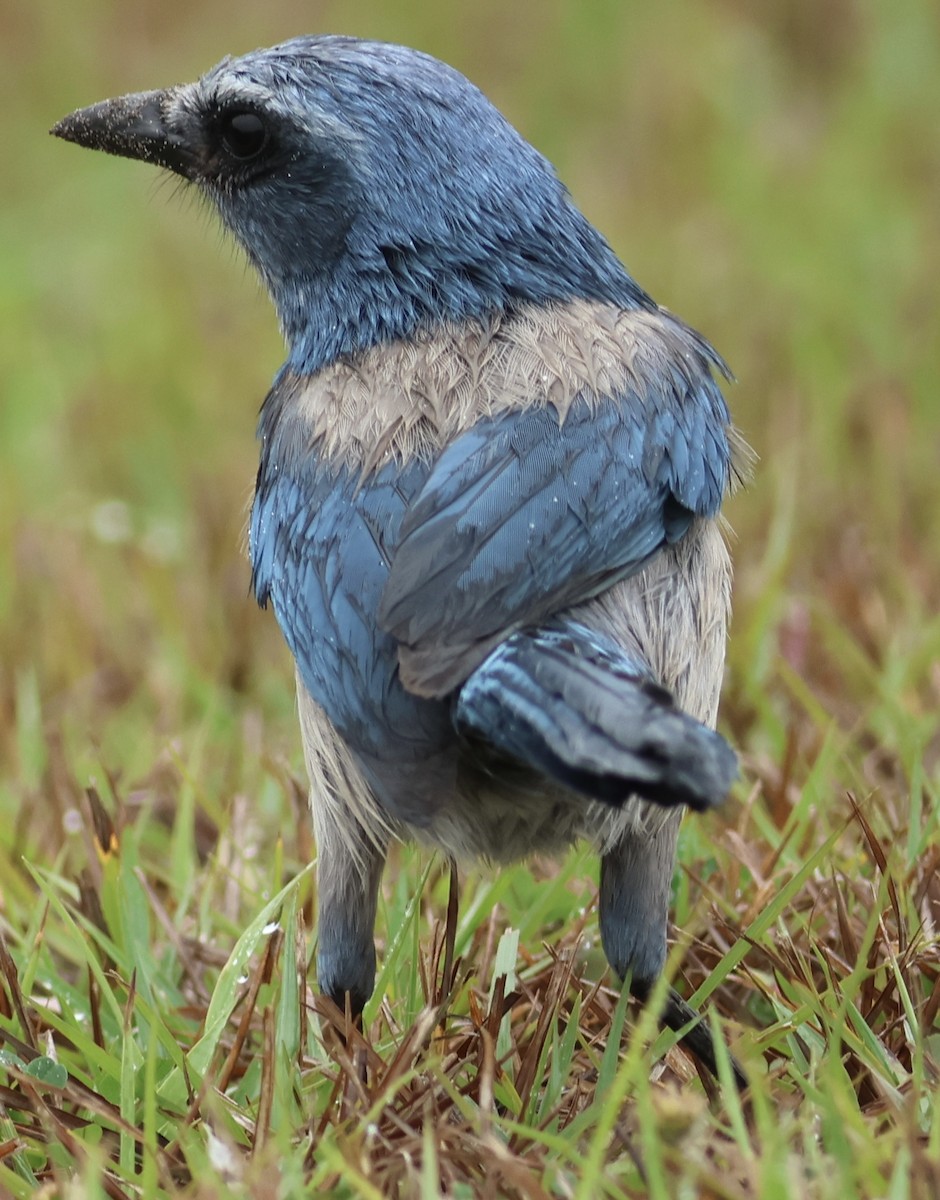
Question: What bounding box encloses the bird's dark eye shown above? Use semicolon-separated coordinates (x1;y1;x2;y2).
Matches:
220;111;267;160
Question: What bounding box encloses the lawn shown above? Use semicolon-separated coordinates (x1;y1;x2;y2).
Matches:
1;0;939;1195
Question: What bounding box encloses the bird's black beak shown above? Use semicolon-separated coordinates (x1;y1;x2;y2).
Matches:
51;88;196;178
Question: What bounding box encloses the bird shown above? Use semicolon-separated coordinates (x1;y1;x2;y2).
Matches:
53;35;748;1085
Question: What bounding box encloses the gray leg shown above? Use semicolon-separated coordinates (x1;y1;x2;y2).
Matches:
295;679;390;1016
315;825;387;1017
600;813;748;1088
599;811;682;989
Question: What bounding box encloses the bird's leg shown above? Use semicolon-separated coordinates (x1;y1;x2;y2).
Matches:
599;818;747;1089
651;985;748;1092
314;821;387;1023
599;816;681;988
314;823;387;1094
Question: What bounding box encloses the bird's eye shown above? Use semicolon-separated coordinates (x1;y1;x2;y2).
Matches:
220;111;267;160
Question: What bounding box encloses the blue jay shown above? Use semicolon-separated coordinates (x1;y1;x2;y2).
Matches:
54;36;746;1083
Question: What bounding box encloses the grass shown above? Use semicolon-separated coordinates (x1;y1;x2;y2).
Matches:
2;0;940;1194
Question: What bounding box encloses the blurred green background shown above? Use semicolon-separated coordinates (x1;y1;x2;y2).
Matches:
2;0;939;875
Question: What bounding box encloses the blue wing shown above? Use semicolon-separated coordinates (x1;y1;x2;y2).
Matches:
251;448;453;761
379;359;733;697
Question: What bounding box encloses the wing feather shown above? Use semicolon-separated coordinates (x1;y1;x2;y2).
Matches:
380;363;732;696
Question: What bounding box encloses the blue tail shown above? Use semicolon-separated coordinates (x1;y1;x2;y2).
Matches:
454;622;736;811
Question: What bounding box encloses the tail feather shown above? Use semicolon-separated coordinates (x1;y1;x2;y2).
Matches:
453;622;736;812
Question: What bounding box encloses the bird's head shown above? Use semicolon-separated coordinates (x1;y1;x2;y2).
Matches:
53;36;647;371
